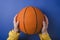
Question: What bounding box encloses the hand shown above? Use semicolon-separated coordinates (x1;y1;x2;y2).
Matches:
42;15;49;34
13;14;20;33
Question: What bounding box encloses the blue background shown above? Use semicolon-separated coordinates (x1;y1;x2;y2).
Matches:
0;0;60;40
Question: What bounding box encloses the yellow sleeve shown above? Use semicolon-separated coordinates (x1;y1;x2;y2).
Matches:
7;30;20;40
39;33;51;40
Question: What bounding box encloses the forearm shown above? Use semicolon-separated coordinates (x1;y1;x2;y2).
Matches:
7;30;20;40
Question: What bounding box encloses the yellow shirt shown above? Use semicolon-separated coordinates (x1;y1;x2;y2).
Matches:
7;30;51;40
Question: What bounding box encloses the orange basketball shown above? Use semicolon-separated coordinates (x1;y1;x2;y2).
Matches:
16;6;44;34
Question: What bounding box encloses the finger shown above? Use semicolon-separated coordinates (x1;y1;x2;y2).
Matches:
43;20;48;29
16;21;20;30
42;21;48;30
16;21;19;25
13;14;17;23
43;21;46;27
44;15;49;25
42;21;46;31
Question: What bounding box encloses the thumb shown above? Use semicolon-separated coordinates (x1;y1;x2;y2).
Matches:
16;21;19;26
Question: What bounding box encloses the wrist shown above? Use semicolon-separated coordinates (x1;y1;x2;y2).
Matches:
14;28;19;33
42;30;48;34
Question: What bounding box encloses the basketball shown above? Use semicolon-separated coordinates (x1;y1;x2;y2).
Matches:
16;6;44;34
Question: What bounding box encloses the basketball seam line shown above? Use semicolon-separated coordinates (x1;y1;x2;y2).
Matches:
23;7;28;34
32;7;38;34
